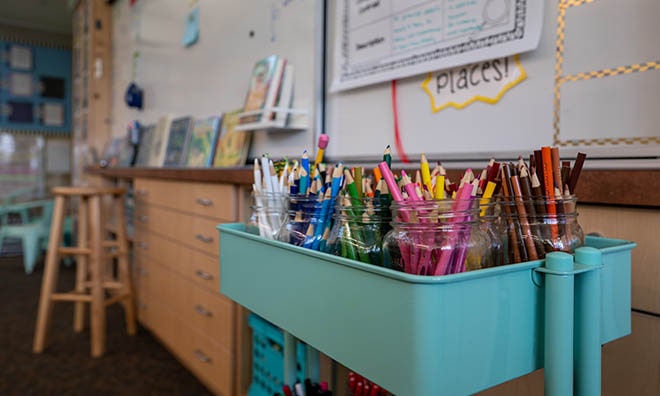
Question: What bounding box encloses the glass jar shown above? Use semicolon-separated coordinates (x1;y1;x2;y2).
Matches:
478;197;506;267
277;194;326;248
246;191;288;239
500;195;584;263
382;199;494;276
324;195;392;265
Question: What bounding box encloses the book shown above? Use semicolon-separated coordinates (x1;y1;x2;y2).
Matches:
185;116;222;167
240;55;286;124
213;109;252;167
163;116;193;166
273;63;295;125
134;123;155;167
142;115;173;167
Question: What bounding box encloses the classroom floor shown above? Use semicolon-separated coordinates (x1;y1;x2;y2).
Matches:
0;252;213;396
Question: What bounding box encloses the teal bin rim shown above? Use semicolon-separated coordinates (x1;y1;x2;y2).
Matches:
217;223;635;283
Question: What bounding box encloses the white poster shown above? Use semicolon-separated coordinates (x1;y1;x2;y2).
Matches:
331;0;544;92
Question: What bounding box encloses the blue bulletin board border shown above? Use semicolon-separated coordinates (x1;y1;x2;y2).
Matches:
0;39;71;135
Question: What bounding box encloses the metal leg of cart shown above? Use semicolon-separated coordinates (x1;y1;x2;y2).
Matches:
540;248;603;396
283;330;321;387
574;247;603;396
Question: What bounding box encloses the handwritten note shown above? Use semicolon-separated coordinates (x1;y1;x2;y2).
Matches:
332;0;542;92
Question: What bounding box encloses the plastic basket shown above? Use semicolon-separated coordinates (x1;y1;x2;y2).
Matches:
219;223;634;396
248;313;307;396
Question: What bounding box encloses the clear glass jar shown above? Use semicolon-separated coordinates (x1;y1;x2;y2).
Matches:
246;191;288;239
478;197;506;267
500;195;584;263
277;194;326;248
382;199;494;276
324;195;392;265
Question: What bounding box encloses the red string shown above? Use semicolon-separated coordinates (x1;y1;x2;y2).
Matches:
391;80;410;164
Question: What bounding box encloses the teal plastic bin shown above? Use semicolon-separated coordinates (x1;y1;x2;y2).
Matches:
218;223;635;396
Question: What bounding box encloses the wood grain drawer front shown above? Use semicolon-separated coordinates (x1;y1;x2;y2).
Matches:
579;206;660;314
184;284;234;351
133;225;220;291
133;178;237;222
134;204;220;257
181;325;233;396
135;259;189;315
186;248;221;292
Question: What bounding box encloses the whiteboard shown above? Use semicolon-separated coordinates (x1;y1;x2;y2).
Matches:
325;0;660;164
110;0;322;160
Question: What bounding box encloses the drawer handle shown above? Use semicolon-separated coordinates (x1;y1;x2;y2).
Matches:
137;241;148;249
138;215;149;223
195;269;213;280
195;234;213;243
194;349;212;364
196;198;213;206
139;268;149;276
136;189;149;196
194;304;212;317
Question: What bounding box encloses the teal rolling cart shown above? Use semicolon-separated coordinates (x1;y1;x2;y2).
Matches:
218;223;635;396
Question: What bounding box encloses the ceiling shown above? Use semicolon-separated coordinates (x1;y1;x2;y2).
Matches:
0;0;72;35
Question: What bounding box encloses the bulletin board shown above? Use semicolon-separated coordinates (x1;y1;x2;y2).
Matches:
324;0;660;164
0;40;71;135
110;0;323;160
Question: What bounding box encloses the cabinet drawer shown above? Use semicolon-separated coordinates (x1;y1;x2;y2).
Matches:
133;225;220;291
184;284;234;351
134;257;189;314
137;290;182;344
180;325;233;396
134;203;220;257
134;178;237;222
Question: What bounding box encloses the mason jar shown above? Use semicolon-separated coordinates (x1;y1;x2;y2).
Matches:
382;199;494;276
324;195;392;266
500;194;584;263
246;190;288;239
277;193;325;248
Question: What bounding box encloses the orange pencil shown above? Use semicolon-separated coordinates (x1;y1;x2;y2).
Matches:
372;167;382;184
541;147;559;240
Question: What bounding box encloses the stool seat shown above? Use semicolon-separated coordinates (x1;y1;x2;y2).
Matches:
51;186;127;196
33;185;136;357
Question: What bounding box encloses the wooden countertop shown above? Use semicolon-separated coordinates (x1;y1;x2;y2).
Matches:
87;166;660;208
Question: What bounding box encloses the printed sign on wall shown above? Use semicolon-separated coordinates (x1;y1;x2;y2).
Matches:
422;55;525;112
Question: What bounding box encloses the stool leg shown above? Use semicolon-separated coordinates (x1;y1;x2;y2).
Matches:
74;196;89;333
33;195;66;353
88;195;106;358
113;194;137;336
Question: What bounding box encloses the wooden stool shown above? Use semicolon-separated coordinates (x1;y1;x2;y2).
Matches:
33;186;137;357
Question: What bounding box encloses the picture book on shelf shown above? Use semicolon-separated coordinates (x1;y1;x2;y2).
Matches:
240;55;286;124
163;116;193;166
134;123;156;167
273;63;295;125
185;116;222;167
213;109;252;167
142;115;173;167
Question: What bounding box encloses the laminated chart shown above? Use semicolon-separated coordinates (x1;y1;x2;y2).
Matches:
331;0;544;91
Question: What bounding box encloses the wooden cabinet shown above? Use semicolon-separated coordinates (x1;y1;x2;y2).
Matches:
132;177;240;395
478;204;660;395
71;0;112;185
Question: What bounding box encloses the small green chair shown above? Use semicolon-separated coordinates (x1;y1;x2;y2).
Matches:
0;199;54;274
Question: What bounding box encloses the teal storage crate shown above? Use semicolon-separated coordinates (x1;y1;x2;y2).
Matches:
218;223;635;396
249;314;307;396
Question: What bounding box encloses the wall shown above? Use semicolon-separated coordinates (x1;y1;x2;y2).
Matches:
110;0;322;161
